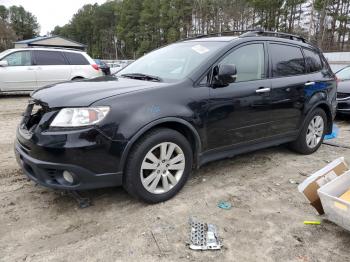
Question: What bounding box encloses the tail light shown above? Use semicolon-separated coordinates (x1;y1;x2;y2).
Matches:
91;64;99;71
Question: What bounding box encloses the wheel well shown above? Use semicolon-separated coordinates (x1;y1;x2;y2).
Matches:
153;122;198;157
71;76;84;80
317;103;332;134
122;121;200;173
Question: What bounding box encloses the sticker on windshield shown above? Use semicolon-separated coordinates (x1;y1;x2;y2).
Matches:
191;44;210;54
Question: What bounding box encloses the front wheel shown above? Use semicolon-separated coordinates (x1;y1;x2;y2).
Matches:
123;128;193;203
290;108;327;154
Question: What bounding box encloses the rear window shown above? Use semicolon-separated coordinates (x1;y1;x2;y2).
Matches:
64;52;89;65
34;50;67;65
303;48;322;73
270;44;305;77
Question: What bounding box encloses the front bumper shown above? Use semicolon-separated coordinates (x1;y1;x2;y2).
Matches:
337;96;350;115
15;126;126;190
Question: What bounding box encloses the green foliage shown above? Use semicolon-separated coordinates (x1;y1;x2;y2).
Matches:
8;5;39;40
52;0;350;58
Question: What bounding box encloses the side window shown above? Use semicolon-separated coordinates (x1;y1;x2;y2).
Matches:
270;44;305;77
221;43;265;82
34;51;67;65
303;48;322;73
64;52;89;65
2;51;31;66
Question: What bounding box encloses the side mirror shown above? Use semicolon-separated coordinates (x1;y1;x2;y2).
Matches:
213;64;237;87
0;60;8;67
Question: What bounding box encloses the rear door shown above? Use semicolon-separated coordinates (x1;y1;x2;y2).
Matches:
207;42;273;149
0;50;36;91
33;50;71;88
268;43;307;135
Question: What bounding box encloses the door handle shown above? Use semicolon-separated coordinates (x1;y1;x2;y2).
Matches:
255;87;271;93
305;81;315;86
27;67;35;70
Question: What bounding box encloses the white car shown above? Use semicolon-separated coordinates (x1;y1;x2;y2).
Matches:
0;48;103;92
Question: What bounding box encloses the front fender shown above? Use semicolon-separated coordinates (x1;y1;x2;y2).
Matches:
118;117;202;173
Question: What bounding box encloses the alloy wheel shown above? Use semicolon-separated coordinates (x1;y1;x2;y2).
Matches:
306;115;324;149
140;142;185;194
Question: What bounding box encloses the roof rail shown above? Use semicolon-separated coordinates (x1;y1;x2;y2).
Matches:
182;29;308;43
22;45;85;52
240;30;307;43
182;29;263;41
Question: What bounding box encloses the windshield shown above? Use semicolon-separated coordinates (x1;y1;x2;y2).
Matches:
117;41;226;81
0;49;14;60
336;66;350;81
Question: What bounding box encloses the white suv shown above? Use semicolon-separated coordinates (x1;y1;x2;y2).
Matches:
0;48;103;92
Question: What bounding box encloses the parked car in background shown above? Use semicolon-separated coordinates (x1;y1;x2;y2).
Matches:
0;48;103;93
94;59;111;75
15;31;336;203
108;63;122;74
335;65;350;114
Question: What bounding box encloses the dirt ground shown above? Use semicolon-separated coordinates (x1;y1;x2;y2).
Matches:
1;96;350;262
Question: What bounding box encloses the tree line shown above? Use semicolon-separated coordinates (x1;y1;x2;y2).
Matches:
52;0;350;59
1;1;349;58
0;5;39;52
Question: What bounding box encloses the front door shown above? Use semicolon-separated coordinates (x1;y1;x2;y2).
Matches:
207;42;272;150
0;50;37;91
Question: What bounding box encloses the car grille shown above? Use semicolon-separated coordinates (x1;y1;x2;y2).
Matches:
337;92;350;100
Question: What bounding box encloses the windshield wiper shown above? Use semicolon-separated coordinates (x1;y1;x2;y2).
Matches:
120;73;162;82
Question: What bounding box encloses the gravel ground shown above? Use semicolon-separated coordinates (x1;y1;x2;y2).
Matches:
1;96;350;262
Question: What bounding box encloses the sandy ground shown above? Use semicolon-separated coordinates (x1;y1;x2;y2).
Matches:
1;96;350;262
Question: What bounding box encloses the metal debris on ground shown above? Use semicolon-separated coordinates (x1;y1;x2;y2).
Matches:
188;217;222;251
323;141;350;149
289;179;299;184
217;200;232;210
65;190;91;208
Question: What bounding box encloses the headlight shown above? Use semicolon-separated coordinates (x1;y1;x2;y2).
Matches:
50;106;110;127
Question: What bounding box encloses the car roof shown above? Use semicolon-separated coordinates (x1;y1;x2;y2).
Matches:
4;47;86;53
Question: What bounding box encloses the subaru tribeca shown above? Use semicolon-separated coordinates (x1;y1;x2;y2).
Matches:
15;31;337;203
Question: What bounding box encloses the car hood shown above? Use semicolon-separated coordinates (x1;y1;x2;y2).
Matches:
32;76;164;108
337;80;350;93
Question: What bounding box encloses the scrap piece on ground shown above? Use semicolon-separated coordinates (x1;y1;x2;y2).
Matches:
304;221;321;225
324;124;339;140
188;217;222;250
217;200;232;210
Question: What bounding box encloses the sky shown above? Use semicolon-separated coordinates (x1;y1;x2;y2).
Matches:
1;0;106;35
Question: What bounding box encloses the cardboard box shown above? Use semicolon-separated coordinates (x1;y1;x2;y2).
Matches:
298;157;349;214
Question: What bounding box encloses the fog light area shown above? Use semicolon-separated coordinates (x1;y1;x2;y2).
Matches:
63;170;74;184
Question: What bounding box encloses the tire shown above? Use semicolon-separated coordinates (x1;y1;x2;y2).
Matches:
290;108;327;154
123;128;193;203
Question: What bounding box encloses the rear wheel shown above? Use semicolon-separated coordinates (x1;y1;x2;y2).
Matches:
290;108;327;154
123;128;193;203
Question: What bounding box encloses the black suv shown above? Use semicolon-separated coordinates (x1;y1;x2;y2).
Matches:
15;31;337;203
